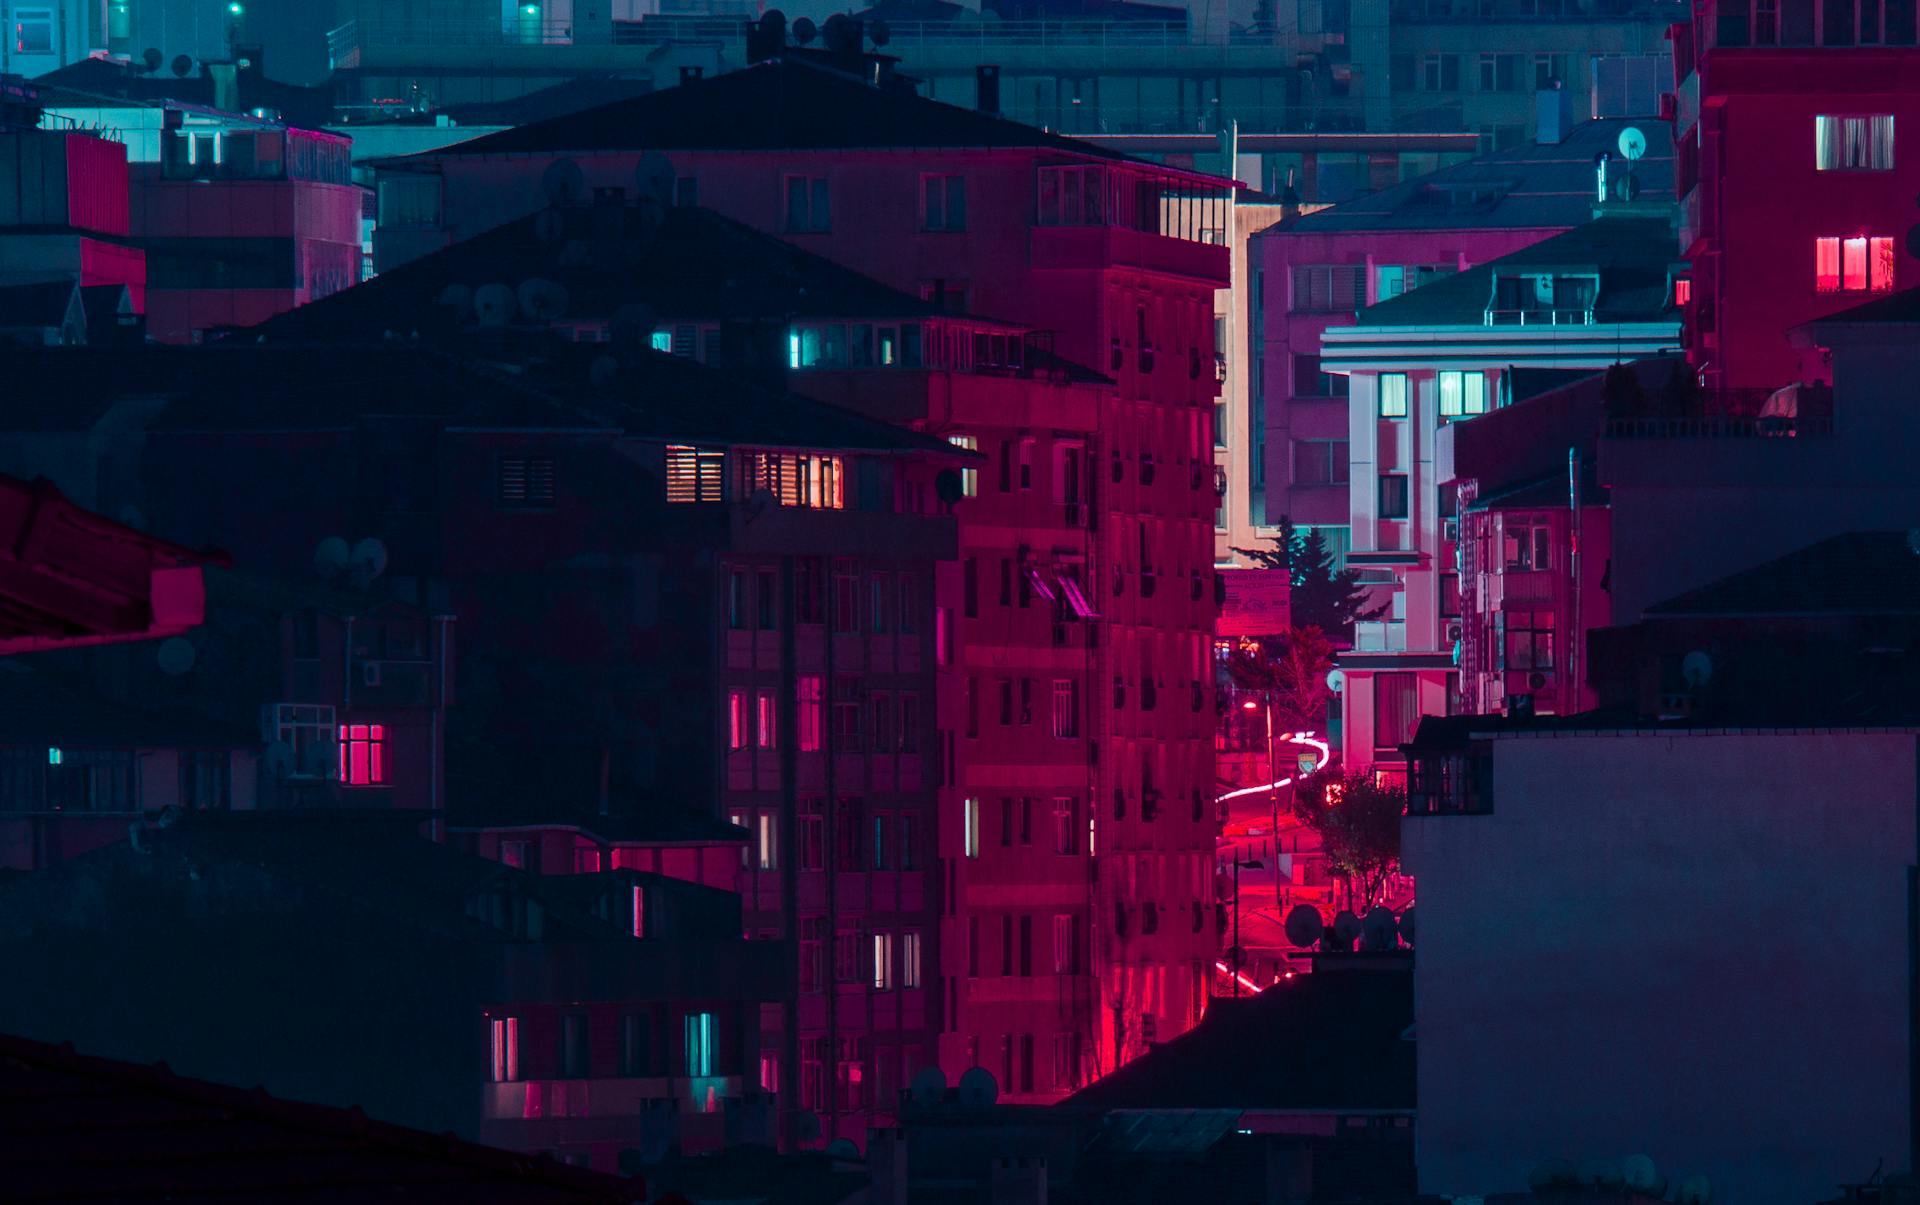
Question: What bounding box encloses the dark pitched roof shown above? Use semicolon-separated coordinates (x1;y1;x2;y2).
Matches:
1281;119;1675;234
1646;531;1920;618
1064;960;1414;1111
446;742;750;845
1799;284;1920;329
0;281;79;329
30;56;335;129
431;76;656;128
0;1033;644;1202
245;203;965;342
1352;218;1679;327
389;57;1163;166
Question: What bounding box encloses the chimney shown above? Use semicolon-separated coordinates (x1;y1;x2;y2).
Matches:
208;62;239;115
870;1127;910;1205
1534;77;1573;144
976;64;1001;115
1264;1144;1314;1205
990;1155;1046;1205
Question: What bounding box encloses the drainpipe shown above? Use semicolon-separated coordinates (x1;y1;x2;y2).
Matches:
1567;449;1580;710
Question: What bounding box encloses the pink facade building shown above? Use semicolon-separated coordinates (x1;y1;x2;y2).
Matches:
375;57;1231;1106
1672;0;1920;395
1253;116;1674;570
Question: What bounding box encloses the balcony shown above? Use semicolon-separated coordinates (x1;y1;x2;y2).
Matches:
1485;309;1595;327
482;1075;746;1121
1603;415;1834;439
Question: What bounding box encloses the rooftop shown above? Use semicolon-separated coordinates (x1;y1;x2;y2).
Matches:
29;55;334;130
0;1033;645;1202
1350;217;1680;327
384;56;1199;173
1280;119;1674;234
0;660;255;750
1646;531;1920;619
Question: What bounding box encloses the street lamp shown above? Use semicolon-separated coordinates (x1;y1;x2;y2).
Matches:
1228;857;1262;997
1240;694;1279;851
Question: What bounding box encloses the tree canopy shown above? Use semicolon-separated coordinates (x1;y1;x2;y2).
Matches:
1232;517;1385;643
1293;769;1405;913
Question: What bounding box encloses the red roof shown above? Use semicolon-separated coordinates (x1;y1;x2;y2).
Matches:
0;1034;645;1202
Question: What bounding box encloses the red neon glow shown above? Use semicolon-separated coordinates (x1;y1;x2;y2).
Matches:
337;724;386;785
1213;732;1333;804
1215;960;1262;994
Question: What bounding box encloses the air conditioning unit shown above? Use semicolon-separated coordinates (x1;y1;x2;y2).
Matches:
1445;621;1463;645
361;660;383;687
1442;517;1459;543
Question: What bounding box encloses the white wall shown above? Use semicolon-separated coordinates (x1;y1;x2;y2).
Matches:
1405;730;1917;1204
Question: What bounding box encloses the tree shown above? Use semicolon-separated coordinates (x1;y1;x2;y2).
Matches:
1293;769;1404;913
1233;517;1386;643
1225;624;1335;734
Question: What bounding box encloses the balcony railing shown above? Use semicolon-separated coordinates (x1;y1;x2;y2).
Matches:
1485;308;1595;327
482;1075;745;1120
1603;415;1835;438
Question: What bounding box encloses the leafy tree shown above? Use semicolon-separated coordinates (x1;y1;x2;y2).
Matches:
1225;624;1335;733
1233;517;1386;643
1294;769;1404;913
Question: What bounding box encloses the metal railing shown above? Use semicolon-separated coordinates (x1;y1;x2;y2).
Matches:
1603;415;1835;438
1485;308;1595;326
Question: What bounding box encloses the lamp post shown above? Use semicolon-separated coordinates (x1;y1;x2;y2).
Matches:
1241;695;1279;856
1229;857;1262;997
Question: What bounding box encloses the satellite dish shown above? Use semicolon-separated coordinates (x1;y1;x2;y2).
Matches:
1583;1159;1624;1189
822;13;859;53
517;278;570;322
1332;909;1362;945
541;158;586;205
870;18;891;45
826;1137;861;1160
1362;906;1397;951
1617;125;1648;160
350;538;389;585
300;738;336;779
157;637;197;676
791;1109;822;1146
1612;172;1642;202
140;47;163;73
1283;904;1324;947
1396;906;1414;947
957;1066;998;1110
170;54;194;78
1677;1174;1713;1205
791;16;818;43
1681;649;1714;688
434;283;471;312
474;284;517;326
1622;1154;1663;1195
1527;671;1548;691
1527;1159;1580;1192
910;1065;947;1106
314;536;351;579
934;468;964;505
1325;668;1345;693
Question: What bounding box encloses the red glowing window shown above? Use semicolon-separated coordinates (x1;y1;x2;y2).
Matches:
336;725;386;785
1818;236;1897;293
631;885;646;938
727;689;748;751
1674;279;1691;306
489;1016;521;1082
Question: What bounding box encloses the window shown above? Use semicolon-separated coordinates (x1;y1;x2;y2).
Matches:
948;434;979;496
620;1013;652;1075
963;558;979;619
755;690;778;749
727;690;748;751
377;176;442;227
1051;678;1081;738
1052;797;1077;854
178;751;231;809
337;724;387;785
1292;353;1347;398
1293;440;1350;486
922;174;968;230
735;451;843;508
783;176;831;232
796;676;824;752
1052;913;1076;973
665;445;727;503
1816;115;1895;170
832;562;860;632
757;570;778;629
873;932;895;990
903;931;923;988
799;799;825;871
630;884;647;938
1422;53;1462;91
1503;519;1552;571
1815;236;1896;292
1441;573;1462;618
872;693;896;754
684;1012;716;1077
834;928;861;983
757;813;778;871
1290;264;1365;312
1036;164;1109;226
1499;610;1556;671
727;570;747;630
1437;370;1488;417
489;1017;521;1082
497;456;556;507
1378;474;1410;520
1373;672;1419;753
965;797;981;857
500;840;532;870
1379;372;1409;418
559;1014;590;1078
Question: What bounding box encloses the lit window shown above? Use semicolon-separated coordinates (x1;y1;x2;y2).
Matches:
1053;914;1075;973
684;1012;715;1077
573;847;601;874
735;452;844;509
1437;370;1487;417
948;434;978;496
1817;235;1897;293
873;932;895;990
631;884;646;937
727;689;748;751
1503;519;1553;571
500;840;531;869
489;1016;521;1082
755;690;778;749
336;724;386;785
1379;372;1409;418
1815;115;1895;171
902;931;923;988
757;813;778;871
964;797;981;858
15;9;54;54
797;676;824;752
1674;279;1691;306
665;445;726;503
650;330;673;352
1050;678;1080;739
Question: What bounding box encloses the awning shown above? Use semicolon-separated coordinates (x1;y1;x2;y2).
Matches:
1025;566;1057;602
1060;572;1099;619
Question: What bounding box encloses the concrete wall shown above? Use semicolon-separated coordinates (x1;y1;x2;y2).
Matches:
1404;730;1917;1204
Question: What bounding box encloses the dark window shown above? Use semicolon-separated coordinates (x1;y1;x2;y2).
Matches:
1373;672;1419;754
1293;440;1350;486
783;176;831;232
1498;610;1556;671
1292;354;1348;398
559;1014;590;1078
1379;473;1410;519
498;456;556;508
620;1013;652;1075
178;751;231;809
143;237;300;290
